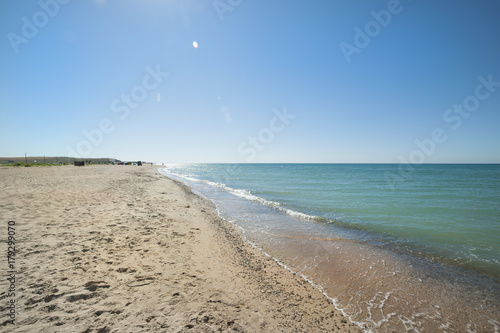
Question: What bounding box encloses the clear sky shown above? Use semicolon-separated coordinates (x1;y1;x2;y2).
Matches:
1;0;499;163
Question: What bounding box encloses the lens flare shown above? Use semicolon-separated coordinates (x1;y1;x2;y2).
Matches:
193;41;198;48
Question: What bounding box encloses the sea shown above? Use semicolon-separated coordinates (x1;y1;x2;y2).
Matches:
160;163;500;332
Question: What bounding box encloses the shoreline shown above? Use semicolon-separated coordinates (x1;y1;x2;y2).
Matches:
164;167;500;281
163;165;500;332
166;173;365;329
0;165;361;332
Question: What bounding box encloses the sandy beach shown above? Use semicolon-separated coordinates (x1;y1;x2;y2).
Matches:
0;165;360;332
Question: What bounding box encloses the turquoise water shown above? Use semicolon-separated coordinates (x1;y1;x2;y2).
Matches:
163;163;500;277
161;163;500;331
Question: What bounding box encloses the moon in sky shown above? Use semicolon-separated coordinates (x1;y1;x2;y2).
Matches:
193;41;198;48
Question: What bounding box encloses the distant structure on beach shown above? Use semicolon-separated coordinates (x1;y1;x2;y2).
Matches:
0;156;120;166
0;156;152;167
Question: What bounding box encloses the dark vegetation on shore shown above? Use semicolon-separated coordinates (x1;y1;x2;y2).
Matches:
0;156;120;167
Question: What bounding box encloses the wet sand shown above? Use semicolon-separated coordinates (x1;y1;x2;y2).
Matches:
221;206;500;333
0;165;361;332
251;232;500;332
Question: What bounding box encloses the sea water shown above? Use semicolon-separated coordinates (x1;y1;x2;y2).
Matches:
160;164;500;332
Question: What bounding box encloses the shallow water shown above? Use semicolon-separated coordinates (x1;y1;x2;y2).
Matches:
160;164;500;332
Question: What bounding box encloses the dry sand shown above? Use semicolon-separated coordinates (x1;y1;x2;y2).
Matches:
0;165;361;332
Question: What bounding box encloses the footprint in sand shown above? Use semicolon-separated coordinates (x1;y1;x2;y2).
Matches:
126;276;155;287
84;281;110;292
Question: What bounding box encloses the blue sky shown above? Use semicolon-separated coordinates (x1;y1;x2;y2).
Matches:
1;0;499;163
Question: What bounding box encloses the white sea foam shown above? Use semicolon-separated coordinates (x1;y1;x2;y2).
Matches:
161;167;319;222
